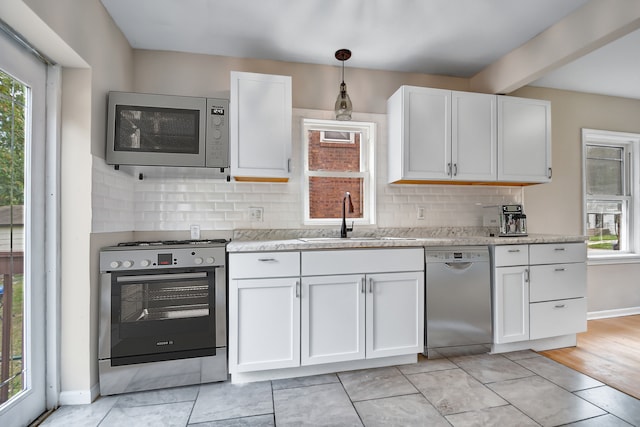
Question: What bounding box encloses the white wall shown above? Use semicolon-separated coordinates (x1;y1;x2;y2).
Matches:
93;108;522;233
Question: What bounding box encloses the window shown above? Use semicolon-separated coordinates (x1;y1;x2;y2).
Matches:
302;119;375;225
582;129;640;258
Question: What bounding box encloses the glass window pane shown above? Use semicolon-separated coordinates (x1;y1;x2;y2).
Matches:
586;200;626;252
586;145;623;195
307;130;361;172
309;176;363;219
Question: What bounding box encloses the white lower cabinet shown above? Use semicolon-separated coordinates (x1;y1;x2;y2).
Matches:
228;252;301;373
301;274;365;365
230;278;300;372
301;270;424;366
493;265;530;344
301;249;424;366
492;242;587;347
229;248;425;377
366;272;424;358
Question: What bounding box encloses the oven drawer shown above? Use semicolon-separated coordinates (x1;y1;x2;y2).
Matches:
229;252;300;279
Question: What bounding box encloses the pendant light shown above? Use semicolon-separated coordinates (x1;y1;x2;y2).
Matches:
334;49;353;121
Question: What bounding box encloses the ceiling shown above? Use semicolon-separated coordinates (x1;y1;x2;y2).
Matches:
100;0;640;100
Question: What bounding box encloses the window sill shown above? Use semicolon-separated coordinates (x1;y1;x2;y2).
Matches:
587;253;640;265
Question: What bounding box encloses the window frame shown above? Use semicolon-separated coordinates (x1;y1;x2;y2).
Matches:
302;118;376;226
582;128;640;262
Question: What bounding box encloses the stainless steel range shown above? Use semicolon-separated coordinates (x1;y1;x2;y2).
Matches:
98;239;228;395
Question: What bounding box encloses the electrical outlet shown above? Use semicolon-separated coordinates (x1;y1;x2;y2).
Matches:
190;224;201;239
249;207;264;222
417;207;425;220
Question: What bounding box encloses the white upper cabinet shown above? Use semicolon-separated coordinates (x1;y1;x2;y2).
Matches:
452;91;497;181
230;71;292;181
387;86;496;183
497;96;552;183
388;86;451;182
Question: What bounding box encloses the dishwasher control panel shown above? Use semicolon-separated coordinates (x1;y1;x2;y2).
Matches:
425;246;489;263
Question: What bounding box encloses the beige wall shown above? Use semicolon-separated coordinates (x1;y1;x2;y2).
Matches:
512;86;640;314
132;50;468;117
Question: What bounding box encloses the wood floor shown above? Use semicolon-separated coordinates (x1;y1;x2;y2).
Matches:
540;314;640;400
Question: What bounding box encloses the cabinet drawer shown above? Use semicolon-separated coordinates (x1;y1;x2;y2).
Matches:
493;245;528;267
302;248;424;276
229;252;300;278
529;243;586;265
529;263;586;302
530;297;587;340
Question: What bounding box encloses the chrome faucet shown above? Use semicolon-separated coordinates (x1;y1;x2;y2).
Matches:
341;192;354;238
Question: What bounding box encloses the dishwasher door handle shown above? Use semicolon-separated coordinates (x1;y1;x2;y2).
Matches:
444;262;474;271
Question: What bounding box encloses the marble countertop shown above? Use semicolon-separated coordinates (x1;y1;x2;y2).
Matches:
227;228;586;252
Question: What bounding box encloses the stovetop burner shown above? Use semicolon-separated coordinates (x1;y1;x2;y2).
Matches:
117;239;229;247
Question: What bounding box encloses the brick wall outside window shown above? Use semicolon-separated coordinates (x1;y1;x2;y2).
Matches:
308;131;363;219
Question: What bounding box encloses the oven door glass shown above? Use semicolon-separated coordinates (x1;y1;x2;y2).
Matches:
111;269;216;365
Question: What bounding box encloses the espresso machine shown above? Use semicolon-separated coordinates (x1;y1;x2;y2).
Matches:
499;204;527;237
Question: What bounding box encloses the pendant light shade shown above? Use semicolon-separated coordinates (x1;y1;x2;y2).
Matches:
334;49;352;121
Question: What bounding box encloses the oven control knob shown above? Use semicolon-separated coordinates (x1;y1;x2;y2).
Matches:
110;261;121;269
194;257;204;265
206;257;215;264
123;260;134;268
140;259;151;267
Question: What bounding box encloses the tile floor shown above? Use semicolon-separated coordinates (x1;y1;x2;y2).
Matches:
40;351;640;427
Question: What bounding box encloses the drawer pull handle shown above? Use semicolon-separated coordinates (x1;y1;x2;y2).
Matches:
555;268;566;272
295;281;300;298
361;277;365;294
258;258;277;262
369;278;373;293
524;268;529;283
508;249;521;253
554;304;566;309
554;248;566;252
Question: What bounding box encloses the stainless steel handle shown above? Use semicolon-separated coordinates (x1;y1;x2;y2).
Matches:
361;277;365;293
548;167;553;179
508;249;520;253
369;278;373;293
258;258;277;262
555;268;566;272
116;272;208;282
447;163;452;176
524;268;530;283
295;281;300;298
554;247;566;252
453;163;458;176
287;158;291;173
554;304;566;309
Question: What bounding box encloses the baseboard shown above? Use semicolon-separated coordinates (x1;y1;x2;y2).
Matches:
587;307;640;320
58;382;100;405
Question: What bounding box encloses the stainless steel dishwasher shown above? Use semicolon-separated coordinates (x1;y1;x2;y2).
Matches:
425;246;492;358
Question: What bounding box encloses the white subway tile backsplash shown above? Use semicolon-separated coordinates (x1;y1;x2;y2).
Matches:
92;108;522;233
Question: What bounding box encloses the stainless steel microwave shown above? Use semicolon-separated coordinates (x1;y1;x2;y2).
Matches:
106;92;229;172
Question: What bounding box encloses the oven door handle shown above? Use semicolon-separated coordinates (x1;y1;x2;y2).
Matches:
115;272;209;282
